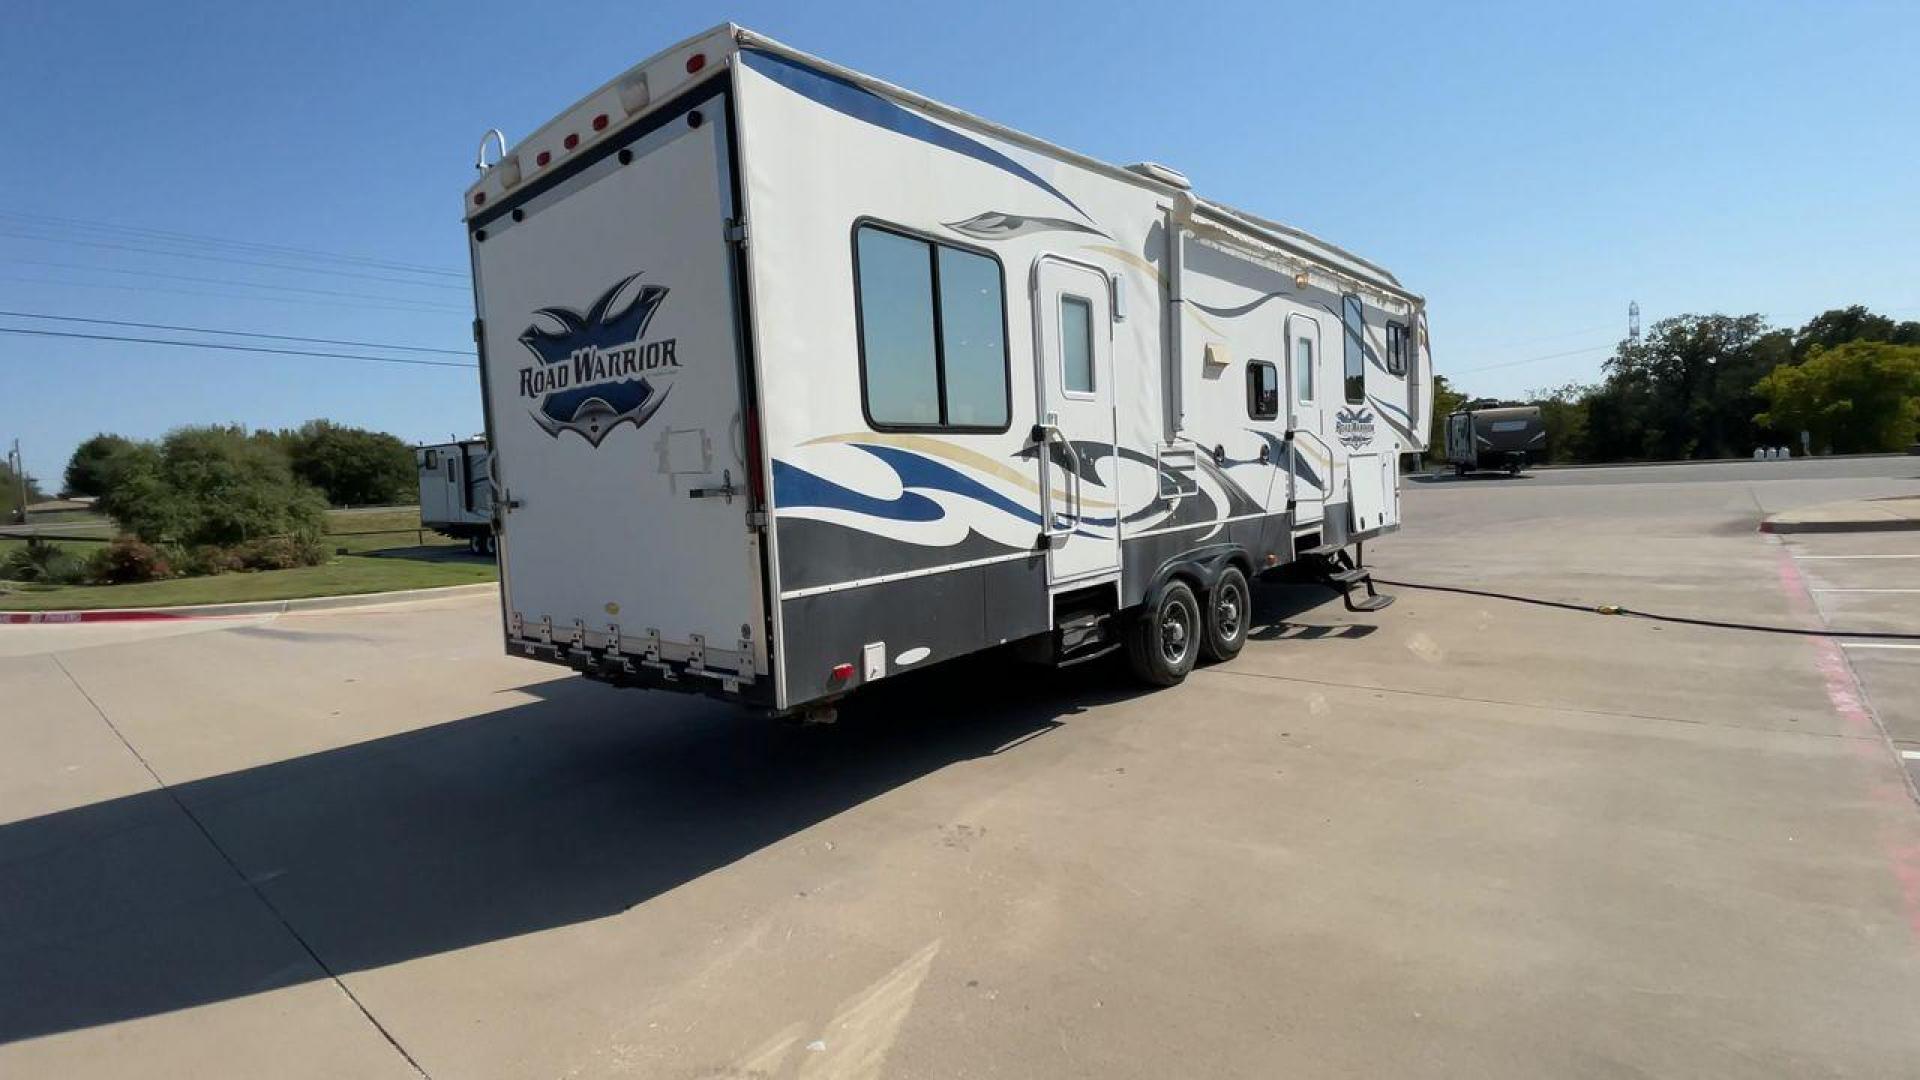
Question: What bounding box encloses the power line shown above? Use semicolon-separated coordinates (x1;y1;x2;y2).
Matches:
0;257;469;312
1449;343;1615;375
0;228;468;291
0;309;472;356
0;210;466;279
0;325;477;370
0;271;474;318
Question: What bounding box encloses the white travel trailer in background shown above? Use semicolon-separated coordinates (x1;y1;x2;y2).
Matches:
463;24;1432;715
415;438;494;554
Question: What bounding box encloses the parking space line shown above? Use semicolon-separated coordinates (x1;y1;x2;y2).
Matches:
1796;555;1920;560
1904;751;1920;761
1813;588;1920;593
1843;643;1920;651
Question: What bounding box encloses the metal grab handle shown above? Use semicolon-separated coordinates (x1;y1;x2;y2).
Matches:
1033;423;1080;540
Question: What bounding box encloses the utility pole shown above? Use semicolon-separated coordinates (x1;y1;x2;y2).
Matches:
7;439;26;525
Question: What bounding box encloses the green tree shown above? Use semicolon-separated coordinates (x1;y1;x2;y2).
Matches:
280;420;417;506
1589;314;1779;460
1425;374;1469;465
1527;382;1595;463
98;426;328;547
1794;306;1920;361
62;433;140;498
1754;342;1920;454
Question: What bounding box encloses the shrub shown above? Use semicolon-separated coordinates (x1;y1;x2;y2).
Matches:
87;536;173;585
179;545;246;577
2;538;87;584
234;535;327;571
98;426;328;548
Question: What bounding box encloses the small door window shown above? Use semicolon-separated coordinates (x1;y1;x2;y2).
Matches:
1060;294;1095;394
1247;360;1279;420
1294;337;1315;403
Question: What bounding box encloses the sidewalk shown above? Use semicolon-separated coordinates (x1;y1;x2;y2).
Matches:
1762;496;1920;534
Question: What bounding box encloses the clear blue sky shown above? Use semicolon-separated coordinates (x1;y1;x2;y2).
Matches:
4;0;1916;486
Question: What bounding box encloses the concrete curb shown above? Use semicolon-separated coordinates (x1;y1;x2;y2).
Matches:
1760;518;1920;535
0;582;498;623
1761;496;1920;535
1531;452;1909;473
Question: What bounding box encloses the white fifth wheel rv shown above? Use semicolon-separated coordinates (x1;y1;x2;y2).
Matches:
463;24;1432;715
415;438;494;553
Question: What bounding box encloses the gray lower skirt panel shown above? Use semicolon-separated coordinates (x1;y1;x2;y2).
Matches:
778;552;1050;708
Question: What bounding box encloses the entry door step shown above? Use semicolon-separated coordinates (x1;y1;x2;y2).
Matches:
1346;593;1395;613
1324;566;1369;586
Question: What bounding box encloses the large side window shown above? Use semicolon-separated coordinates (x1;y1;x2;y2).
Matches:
1342;293;1366;404
1247;361;1279;420
1385;322;1409;377
854;223;1009;430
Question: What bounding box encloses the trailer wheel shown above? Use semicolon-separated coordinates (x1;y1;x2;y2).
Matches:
1126;580;1201;686
1201;567;1250;663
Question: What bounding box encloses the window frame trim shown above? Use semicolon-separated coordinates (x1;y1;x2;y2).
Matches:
1246;359;1280;420
849;217;1013;434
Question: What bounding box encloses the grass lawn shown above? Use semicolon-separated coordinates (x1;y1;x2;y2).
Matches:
0;555;495;611
1;505;491;611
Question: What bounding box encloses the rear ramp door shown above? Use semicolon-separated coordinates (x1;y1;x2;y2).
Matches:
473;92;765;682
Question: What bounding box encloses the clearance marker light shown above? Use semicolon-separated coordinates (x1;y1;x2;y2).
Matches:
830;663;854;682
536;150;551;167
563;133;579;150
592;113;609;131
685;53;706;74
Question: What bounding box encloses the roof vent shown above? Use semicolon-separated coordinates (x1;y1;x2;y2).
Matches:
1124;161;1190;189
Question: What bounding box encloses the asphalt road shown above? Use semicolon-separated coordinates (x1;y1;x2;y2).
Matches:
4;459;1920;1078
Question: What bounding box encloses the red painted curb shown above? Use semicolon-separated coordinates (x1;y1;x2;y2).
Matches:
1;610;195;624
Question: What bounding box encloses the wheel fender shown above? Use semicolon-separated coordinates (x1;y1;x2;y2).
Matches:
1141;545;1249;613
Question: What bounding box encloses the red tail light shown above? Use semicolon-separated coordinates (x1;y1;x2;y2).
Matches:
830;663;854;682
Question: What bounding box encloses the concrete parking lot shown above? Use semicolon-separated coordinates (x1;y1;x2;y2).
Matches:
4;457;1920;1078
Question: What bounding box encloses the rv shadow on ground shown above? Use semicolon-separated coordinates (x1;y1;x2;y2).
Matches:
1406;471;1536;484
1247;580;1380;642
0;651;1145;1046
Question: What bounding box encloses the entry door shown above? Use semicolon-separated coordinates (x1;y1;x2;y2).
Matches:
1034;258;1121;584
1285;313;1328;525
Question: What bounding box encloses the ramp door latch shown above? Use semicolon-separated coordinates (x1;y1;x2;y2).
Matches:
688;469;736;504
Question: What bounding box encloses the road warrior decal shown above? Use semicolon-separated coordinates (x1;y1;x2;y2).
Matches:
1334;407;1376;448
517;273;680;447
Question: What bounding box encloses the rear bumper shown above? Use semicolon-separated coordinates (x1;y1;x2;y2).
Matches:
508;634;775;709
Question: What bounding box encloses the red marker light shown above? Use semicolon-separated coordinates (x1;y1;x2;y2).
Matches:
592;113;609;131
536;150;551;167
829;662;854;682
685;53;706;74
472;191;486;206
563;133;579;150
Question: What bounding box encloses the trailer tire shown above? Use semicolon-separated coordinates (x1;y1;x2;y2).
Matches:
1126;580;1201;686
1201;567;1250;663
